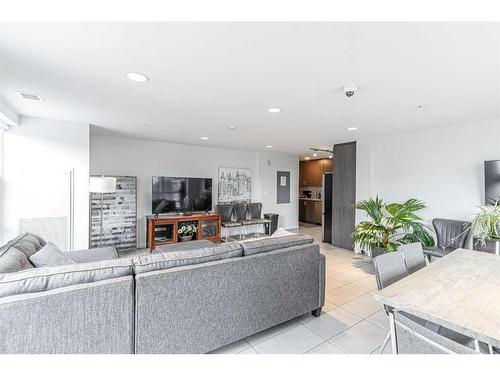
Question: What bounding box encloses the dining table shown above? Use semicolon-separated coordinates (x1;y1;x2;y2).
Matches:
374;249;500;353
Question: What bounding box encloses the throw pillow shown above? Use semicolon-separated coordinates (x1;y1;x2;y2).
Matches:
29;242;75;268
271;227;298;237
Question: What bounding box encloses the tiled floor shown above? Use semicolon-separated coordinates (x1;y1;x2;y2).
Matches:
211;224;390;354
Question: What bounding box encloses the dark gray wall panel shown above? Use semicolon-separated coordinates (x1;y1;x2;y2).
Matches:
332;142;356;250
276;171;291;204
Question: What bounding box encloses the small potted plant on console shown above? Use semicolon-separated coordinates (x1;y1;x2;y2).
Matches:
178;222;197;242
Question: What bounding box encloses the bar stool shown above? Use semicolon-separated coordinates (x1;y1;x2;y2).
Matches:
233;203;258;239
216;204;242;242
248;202;271;237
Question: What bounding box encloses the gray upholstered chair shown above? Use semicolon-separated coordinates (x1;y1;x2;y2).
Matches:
234;203;259;239
397;242;426;274
423;218;471;260
374;250;482;354
248;202;271;237
216;204;242;242
373;251;409;353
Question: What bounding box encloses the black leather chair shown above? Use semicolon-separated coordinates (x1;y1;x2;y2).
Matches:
234;203;259;239
248;202;271;237
423;218;471;260
216;204;242;242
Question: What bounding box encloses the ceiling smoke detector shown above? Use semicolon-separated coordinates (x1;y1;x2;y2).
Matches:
17;92;44;102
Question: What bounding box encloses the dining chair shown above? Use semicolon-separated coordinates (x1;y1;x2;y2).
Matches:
216;204;242;242
398;242;426;274
423;218;471;260
373;251;409;353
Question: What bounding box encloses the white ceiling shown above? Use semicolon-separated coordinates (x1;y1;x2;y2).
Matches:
0;22;499;156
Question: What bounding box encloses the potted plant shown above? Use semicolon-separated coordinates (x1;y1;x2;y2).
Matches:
178;222;197;242
353;196;435;257
467;201;500;254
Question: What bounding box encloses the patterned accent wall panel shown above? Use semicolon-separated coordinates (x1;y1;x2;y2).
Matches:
89;176;137;251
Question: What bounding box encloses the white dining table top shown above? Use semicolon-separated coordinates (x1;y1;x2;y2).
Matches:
374;249;500;347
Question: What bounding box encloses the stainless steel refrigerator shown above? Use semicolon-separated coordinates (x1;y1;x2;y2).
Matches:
322;172;333;243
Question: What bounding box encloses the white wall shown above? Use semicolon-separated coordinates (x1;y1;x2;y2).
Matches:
90;134;299;247
356;119;500;225
2;116;89;250
259;151;299;230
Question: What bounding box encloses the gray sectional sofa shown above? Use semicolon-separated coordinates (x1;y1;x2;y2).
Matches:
0;232;325;354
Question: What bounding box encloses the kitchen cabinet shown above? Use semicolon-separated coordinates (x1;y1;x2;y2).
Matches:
313;201;322;224
299;158;333;186
299;199;322;225
299;200;307;221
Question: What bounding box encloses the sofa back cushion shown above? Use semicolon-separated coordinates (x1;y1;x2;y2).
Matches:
8;233;47;258
133;242;243;275
0;246;34;274
241;234;315;256
0;258;133;298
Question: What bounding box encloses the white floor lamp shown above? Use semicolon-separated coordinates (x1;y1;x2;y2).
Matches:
89;176;117;247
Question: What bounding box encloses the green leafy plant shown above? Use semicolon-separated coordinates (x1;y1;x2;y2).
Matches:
178;222;197;236
467;201;500;246
353;196;435;254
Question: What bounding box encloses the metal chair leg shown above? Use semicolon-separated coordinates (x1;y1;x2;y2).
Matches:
389;311;398;354
379;331;391;354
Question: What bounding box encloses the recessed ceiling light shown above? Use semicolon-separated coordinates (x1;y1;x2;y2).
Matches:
201;137;209;140
227;125;238;132
268;108;281;113
142;124;152;127
125;72;149;82
265;145;273;148
347;127;358;131
329;155;333;159
304;156;310;160
313;153;318;157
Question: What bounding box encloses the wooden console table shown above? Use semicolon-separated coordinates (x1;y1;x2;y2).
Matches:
146;213;221;252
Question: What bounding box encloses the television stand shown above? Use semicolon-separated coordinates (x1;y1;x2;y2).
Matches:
146;213;221;252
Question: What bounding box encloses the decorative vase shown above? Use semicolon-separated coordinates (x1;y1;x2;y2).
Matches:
179;234;193;242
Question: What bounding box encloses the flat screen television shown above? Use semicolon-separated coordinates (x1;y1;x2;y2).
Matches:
152;176;212;214
485;160;500;205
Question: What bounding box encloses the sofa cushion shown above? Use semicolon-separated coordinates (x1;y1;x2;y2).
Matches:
154;240;215;253
65;246;118;263
0;246;34;274
0;258;133;298
29;242;75;268
241;234;315;256
133;242;243;275
8;233;46;258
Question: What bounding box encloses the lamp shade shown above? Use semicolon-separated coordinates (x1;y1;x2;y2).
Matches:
89;176;116;193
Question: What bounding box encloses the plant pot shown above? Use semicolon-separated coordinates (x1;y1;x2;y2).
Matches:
370;248;386;258
179;234;194;242
474;238;500;255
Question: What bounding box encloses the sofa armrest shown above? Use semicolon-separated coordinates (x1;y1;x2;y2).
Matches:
318;253;326;308
65;247;118;263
